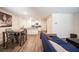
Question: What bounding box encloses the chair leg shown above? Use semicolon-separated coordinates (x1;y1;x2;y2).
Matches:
19;35;24;46
20;36;23;46
6;38;9;49
11;39;15;48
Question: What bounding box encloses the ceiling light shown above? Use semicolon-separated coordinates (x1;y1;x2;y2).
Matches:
24;11;27;15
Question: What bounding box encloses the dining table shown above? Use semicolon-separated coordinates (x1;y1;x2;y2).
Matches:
2;29;26;48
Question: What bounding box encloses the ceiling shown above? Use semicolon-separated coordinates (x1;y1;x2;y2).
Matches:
1;7;79;17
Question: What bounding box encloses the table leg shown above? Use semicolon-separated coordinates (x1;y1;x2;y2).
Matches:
3;32;5;48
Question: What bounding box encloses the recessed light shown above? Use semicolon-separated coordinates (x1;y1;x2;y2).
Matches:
24;11;27;15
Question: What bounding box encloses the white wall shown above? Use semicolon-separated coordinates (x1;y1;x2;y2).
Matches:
52;13;73;38
73;14;79;39
46;13;79;39
41;19;47;31
47;16;53;34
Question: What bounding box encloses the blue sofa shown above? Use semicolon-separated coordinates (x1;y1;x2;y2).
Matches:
40;32;56;52
50;35;79;52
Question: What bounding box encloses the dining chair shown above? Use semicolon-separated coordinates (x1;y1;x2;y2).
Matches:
19;31;25;46
5;31;15;48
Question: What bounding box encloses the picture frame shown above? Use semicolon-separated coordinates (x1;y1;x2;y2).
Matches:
0;12;12;27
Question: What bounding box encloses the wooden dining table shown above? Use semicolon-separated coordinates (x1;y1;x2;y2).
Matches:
2;30;26;48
